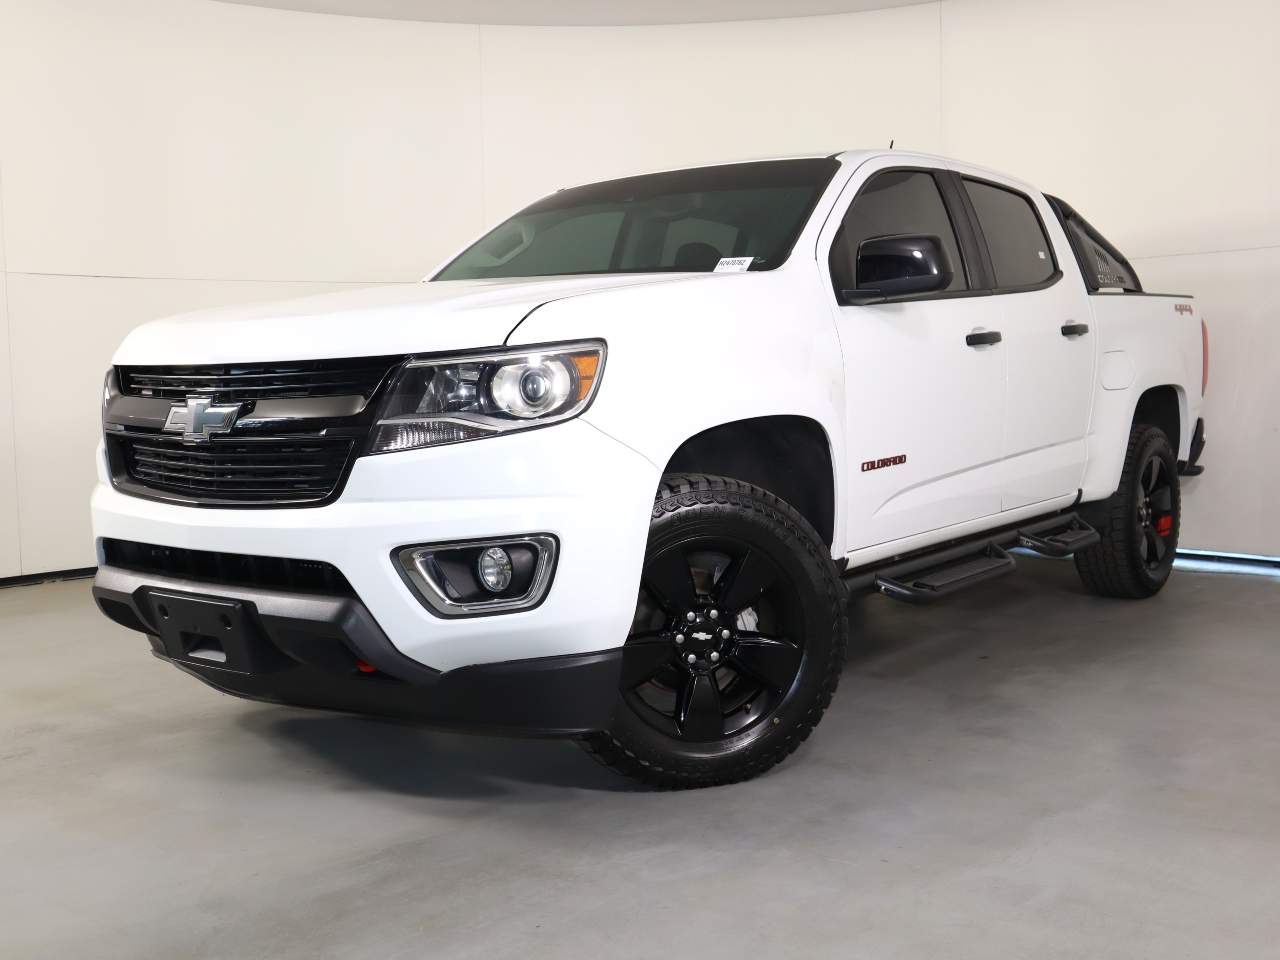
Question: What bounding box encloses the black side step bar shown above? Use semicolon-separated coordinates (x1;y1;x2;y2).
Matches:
875;543;1015;604
1016;515;1100;558
845;511;1100;604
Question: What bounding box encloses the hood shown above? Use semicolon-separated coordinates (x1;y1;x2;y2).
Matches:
112;274;690;365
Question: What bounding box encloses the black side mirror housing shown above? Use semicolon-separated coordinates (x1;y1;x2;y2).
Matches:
840;234;953;305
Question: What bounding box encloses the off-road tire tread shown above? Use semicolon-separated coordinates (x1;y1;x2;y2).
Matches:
1074;424;1177;599
579;473;847;789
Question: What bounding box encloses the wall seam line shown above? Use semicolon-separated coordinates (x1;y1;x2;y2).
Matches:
937;0;944;154
478;22;487;230
5;271;408;285
1129;243;1280;262
0;158;25;574
248;0;940;28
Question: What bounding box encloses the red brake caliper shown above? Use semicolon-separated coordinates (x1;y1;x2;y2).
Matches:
1155;515;1173;537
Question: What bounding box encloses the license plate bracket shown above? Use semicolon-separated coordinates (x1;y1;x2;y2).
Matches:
143;590;272;674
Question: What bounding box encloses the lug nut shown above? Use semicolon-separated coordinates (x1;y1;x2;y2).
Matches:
720;629;731;640
686;653;697;664
686;611;696;623
709;609;719;620
710;651;720;663
675;633;685;645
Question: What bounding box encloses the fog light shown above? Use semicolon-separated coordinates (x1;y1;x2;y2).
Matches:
395;534;558;618
477;547;513;593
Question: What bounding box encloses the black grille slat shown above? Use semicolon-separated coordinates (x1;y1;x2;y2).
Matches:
128;378;386;396
131;456;336;473
102;538;353;596
130;475;333;491
127;365;393;382
118;357;401;403
128;444;345;463
118;434;354;503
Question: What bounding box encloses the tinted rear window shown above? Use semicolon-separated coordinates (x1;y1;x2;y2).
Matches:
963;179;1056;288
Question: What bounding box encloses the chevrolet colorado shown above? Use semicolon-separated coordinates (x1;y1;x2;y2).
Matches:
92;150;1208;787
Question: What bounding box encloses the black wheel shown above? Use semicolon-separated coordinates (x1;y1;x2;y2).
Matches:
1075;423;1180;599
581;474;847;789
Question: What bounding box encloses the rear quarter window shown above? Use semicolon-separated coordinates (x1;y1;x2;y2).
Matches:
1047;196;1143;292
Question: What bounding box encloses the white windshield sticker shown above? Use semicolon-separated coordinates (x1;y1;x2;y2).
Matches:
713;257;754;273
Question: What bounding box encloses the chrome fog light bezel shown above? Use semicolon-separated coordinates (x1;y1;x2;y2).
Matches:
394;534;558;618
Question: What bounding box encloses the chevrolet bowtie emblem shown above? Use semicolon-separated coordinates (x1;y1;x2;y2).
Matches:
163;397;241;443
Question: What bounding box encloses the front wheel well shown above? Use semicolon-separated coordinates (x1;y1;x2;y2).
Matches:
662;416;835;548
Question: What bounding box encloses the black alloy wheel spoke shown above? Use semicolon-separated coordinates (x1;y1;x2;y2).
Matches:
1146;458;1167;496
1136;453;1174;571
643;548;699;614
1145;528;1166;563
728;633;802;691
620;632;675;689
676;673;724;740
716;548;778;613
1149;474;1173;512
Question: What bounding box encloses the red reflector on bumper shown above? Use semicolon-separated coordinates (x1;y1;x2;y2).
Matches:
355;659;377;674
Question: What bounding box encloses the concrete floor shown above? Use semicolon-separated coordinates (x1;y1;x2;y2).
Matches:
1;559;1277;959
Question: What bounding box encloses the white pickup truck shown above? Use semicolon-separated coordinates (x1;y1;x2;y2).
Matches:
92;150;1208;787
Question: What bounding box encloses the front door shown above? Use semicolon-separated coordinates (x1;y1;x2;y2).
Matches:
825;164;1006;552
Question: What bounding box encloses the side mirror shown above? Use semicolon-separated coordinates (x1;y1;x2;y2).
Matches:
841;234;952;305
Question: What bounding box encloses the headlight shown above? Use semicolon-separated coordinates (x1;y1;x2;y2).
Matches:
369;340;604;453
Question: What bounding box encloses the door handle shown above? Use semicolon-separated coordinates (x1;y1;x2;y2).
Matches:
965;330;1002;347
1061;322;1090;337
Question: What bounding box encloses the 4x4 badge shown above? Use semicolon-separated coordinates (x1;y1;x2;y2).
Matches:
163;397;241;443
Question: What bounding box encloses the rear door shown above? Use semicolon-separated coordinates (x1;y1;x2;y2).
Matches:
952;170;1095;510
824;160;1007;552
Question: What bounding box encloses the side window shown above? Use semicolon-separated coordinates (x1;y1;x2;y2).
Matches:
963;179;1056;289
830;170;968;297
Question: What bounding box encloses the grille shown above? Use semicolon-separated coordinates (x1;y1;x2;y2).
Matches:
117;434;355;504
117;357;402;403
101;538;353;595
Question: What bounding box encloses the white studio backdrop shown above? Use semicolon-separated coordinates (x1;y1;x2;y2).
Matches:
0;0;1275;575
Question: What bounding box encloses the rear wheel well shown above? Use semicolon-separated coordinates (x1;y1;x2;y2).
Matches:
1133;386;1181;452
662;416;835;548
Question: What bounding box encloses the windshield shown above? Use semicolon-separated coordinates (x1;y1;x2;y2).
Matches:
433;158;839;281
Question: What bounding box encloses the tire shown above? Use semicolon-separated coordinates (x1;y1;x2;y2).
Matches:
580;474;847;789
1075;423;1180;599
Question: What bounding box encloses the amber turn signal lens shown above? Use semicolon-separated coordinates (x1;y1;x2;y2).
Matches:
572;352;600;401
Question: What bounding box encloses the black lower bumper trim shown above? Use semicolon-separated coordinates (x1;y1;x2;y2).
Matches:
92;565;622;736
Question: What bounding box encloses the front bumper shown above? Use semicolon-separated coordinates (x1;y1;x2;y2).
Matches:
93;565;623;734
91;419;659;674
